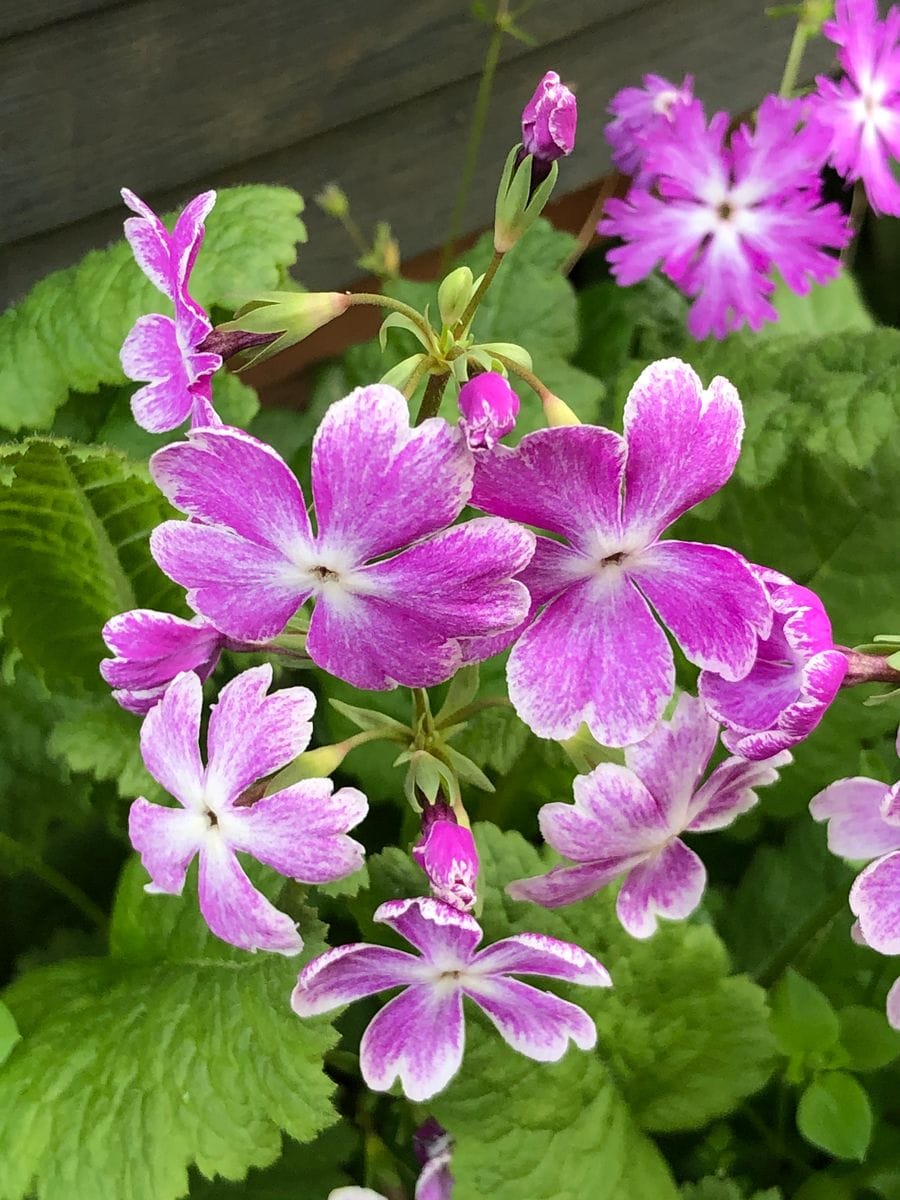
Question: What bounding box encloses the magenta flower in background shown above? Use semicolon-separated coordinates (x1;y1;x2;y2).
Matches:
149;385;535;690
413;802;479;911
470;357;771;746
600;97;852;338
413;1119;454;1200
508;694;790;936
522;70;577;168
605;72;696;179
457;372;519;451
292;895;610;1101
814;0;900;216
700;568;848;760
120;188;223;432
129;665;367;954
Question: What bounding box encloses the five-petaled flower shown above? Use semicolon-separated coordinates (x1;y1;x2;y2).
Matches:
149;384;535;690
599;97;851;338
508;694;790;936
605;72;696;180
814;0;900;216
120;188;223;432
700;568;847;760
810;727;900;1029
470;357;772;747
291;895;610;1101
129;665;367;955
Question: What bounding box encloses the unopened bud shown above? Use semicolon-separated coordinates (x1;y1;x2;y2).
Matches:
522;70;578;176
458;372;519;450
214;291;351;369
413;800;479;911
542;390;581;426
315;182;350;219
438;266;476;328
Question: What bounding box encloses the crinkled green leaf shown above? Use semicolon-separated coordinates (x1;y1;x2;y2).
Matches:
681;1181;783;1200
0;440;183;692
0;1004;19;1068
0;186;305;432
763;273;875;339
47;697;161;805
0;857;339;1200
188;1123;356;1198
796;1072;873;1161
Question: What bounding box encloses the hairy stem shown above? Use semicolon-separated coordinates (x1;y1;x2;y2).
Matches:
414;371;451;424
455;249;505;334
754;881;850;987
488;350;552;401
346;292;433;339
402;355;433;401
0;831;107;932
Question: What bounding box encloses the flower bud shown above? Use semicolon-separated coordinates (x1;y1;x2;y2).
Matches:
315;182;350;219
438;266;476;328
212;291;351;369
413;801;479;911
542;390;581;426
522;70;577;169
458;372;519;450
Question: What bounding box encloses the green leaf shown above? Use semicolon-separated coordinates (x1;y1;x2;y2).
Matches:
0;857;339;1200
763;273;875;339
680;1182;783;1200
838;1005;900;1071
187;1123;356;1198
0;186;305;433
0;440;183;691
0;1004;19;1068
796;1072;873;1161
770;970;840;1057
47;697;161;804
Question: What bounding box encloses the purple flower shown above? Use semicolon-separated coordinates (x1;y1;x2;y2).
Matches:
522;70;577;165
120;188;223;432
470;357;772;746
413;1120;454;1200
605;73;696;179
100;609;229;714
814;0;900;216
458;372;519;451
413;802;479;911
508;694;789;937
129;665;367;955
291;895;610;1101
149;385;535;690
700;568;847;760
599;97;852;339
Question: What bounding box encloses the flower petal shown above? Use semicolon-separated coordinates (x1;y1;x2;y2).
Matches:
204;664;315;802
464;976;597;1059
624;692;719;827
507;573;674;746
629;541;770;680
360;984;465;1101
138;670;205;807
197;834;302;955
128;798;206;894
100;610;223;712
542;763;670;859
292;942;425;1015
888;978;900;1031
810;778;900;859
374;897;482;967
507;858;640;908
616;838;707;938
471;932;612;987
222;779;367;882
312;384;473;561
121;314;194;433
687;751;791;831
622;359;743;540
850;850;900;955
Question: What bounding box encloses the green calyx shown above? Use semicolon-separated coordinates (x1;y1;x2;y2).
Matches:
216;290;351;369
493;144;559;254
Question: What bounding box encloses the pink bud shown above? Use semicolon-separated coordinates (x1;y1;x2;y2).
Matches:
413;804;479;911
521;70;577;164
458;372;519;451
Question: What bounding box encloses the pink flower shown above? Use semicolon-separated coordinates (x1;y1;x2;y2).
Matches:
605;73;696;179
508;694;789;937
521;70;577;166
814;0;900;216
599;97;851;339
120;189;222;432
129;666;367;955
413;1120;454;1200
291;896;610;1101
413;802;479;911
470;357;772;747
457;372;519;451
700;568;847;760
149;385;535;690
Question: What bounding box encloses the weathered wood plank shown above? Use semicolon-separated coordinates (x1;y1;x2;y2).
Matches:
0;0;122;41
1;0;637;242
1;0;833;309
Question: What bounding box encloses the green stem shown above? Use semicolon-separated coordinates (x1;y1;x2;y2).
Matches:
487;350;552;401
778;19;810;98
345;292;433;340
561;175;618;276
402;355;433;401
435;696;512;730
754;881;849;988
0;831;107;932
454;249;505;335
441;0;510;270
414;371;450;424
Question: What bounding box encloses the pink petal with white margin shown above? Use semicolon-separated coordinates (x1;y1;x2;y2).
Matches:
540;763;672;861
888;978;900;1031
616;838;707;939
628;540;771;680
150;521;309;643
850;850;900;955
197;832;302;955
128;798;207;894
624;693;719;830
415;1156;453;1200
470;425;626;552
121;314;193;433
810;778;900;859
507;858;643;908
507;571;674;746
100;610;223;691
360;984;466;1101
375;897;482;967
621;359;744;541
150;427;313;552
312;385;474;562
687;751;791;833
204;664;315;801
222;779;367;882
471;931;612;987
292;942;426;1015
463;976;597;1060
138;671;205;808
